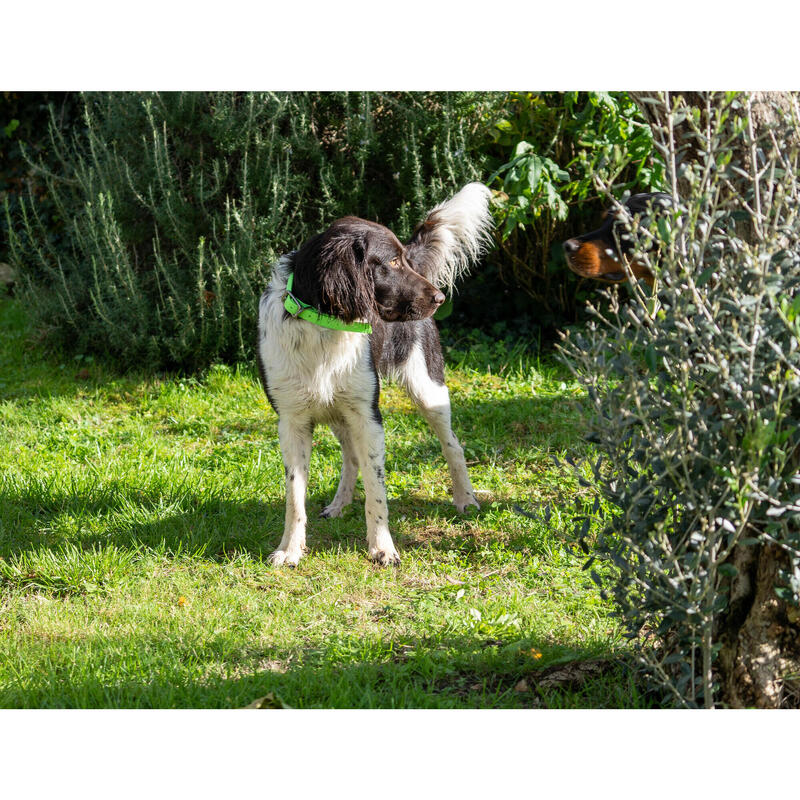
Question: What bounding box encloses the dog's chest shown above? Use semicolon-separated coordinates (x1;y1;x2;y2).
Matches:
258;289;375;415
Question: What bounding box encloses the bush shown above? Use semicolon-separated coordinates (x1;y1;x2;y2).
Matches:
7;92;676;362
6;92;499;371
486;92;664;328
560;92;800;707
0;92;81;266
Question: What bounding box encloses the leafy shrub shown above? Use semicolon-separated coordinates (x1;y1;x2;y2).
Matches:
7;92;680;361
560;92;800;707
6;92;499;371
486;92;665;327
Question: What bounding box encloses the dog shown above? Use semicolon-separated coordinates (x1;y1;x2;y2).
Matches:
562;192;674;285
257;183;493;566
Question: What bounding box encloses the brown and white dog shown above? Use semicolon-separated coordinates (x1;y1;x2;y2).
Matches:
257;183;493;566
563;192;674;286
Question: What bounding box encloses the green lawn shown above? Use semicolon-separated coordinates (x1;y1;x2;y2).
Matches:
0;297;645;708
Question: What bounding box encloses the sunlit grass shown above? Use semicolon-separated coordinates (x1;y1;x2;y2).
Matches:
0;297;644;708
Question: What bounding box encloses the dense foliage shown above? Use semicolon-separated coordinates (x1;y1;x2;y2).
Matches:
560;93;800;707
5;91;665;368
485;92;664;327
0;92;81;267
5;92;497;370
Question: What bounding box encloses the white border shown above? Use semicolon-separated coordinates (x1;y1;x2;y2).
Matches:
4;1;800;90
1;709;798;796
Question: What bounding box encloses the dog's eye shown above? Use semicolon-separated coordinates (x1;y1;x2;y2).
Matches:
389;258;400;269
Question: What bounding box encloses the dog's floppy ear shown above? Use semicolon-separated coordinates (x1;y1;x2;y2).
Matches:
290;223;377;323
317;227;376;323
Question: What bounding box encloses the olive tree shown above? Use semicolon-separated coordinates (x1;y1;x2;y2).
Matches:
561;91;800;707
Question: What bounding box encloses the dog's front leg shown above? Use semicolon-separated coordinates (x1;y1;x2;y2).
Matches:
346;416;400;566
270;417;313;567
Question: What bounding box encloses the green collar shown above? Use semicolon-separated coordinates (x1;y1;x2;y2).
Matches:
283;273;372;334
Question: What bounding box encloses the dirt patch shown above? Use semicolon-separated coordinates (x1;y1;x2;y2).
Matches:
534;658;612;690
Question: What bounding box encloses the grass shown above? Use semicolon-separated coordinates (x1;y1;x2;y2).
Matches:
0;297;647;708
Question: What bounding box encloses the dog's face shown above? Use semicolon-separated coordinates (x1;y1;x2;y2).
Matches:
562;192;673;285
369;236;446;322
293;218;445;324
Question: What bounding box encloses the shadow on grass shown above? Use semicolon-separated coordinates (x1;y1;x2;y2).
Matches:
0;476;643;709
0;479;312;559
0;623;649;709
0;477;557;564
381;388;592;476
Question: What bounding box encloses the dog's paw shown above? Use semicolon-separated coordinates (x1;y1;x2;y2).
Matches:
454;493;480;513
269;548;302;567
369;544;401;567
320;501;345;519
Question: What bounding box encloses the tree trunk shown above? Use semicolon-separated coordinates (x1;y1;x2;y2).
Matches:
718;544;800;708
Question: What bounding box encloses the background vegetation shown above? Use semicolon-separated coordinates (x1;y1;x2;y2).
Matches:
560;92;800;708
485;91;663;328
1;93;81;273
3;91;659;369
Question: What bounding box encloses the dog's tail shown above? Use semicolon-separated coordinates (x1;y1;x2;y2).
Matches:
406;182;494;294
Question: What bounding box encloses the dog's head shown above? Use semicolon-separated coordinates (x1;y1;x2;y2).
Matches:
292;217;445;323
562;192;674;285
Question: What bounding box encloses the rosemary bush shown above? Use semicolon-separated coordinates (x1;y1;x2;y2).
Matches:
560;92;800;707
6;92;496;370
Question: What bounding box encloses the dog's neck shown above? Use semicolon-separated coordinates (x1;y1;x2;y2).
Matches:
283;270;372;334
285;252;322;309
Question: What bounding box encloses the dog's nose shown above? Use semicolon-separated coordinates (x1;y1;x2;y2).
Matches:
563;239;580;255
433;290;445;306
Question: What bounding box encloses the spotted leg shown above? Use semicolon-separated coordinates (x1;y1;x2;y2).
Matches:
400;343;479;513
321;420;360;519
270;416;313;567
342;411;400;565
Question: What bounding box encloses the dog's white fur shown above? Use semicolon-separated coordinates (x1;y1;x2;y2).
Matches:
257;182;493;566
417;183;496;294
386;339;478;513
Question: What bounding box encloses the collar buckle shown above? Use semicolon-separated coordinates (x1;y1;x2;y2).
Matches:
284;289;306;318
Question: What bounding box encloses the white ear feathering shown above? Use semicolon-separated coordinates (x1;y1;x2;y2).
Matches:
407;182;494;294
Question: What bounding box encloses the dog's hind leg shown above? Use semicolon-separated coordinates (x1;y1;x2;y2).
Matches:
270;417;314;567
400;342;479;513
321;421;359;519
342;413;400;566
